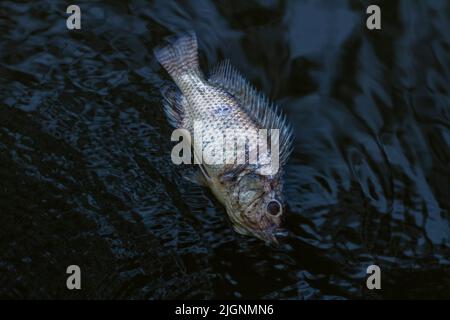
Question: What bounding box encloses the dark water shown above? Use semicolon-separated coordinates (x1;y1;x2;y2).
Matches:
0;0;449;299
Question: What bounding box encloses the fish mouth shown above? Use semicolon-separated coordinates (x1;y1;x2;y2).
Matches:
235;223;287;246
228;207;286;245
260;231;279;246
256;227;288;246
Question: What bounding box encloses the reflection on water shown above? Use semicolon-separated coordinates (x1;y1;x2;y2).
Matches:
0;0;449;299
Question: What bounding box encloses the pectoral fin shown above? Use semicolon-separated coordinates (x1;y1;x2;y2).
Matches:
183;169;209;187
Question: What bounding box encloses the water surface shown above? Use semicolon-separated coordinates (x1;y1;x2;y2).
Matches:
0;0;449;299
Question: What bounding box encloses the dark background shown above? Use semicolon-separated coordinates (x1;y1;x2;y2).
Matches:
0;0;449;299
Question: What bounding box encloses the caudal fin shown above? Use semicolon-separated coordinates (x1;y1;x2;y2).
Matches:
154;32;199;79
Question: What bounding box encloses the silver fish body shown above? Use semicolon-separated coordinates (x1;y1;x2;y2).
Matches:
155;32;293;244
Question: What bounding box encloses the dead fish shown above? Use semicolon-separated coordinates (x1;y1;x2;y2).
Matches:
154;32;293;244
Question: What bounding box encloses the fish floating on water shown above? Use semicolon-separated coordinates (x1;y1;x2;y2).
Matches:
154;32;293;244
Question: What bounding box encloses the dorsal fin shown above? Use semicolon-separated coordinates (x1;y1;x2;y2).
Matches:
208;60;294;166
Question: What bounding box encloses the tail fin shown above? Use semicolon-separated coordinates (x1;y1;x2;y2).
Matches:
154;32;199;79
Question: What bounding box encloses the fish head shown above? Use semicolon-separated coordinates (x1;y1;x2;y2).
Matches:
222;170;286;244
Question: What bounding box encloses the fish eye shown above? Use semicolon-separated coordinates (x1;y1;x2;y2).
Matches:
266;200;282;216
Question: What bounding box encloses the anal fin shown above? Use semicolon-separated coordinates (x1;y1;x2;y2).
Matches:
161;84;186;128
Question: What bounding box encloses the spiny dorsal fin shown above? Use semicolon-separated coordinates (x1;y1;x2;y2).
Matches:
208;60;294;166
